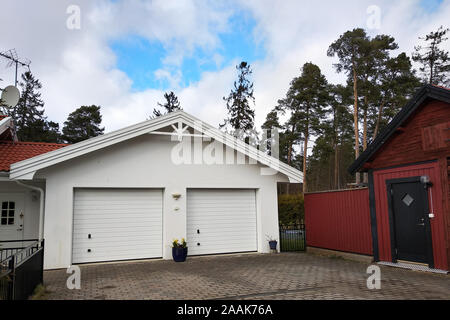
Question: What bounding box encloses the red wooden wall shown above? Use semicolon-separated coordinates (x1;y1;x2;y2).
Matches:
365;100;450;170
373;162;448;270
305;189;373;255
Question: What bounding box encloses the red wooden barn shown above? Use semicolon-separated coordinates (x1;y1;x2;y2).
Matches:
348;84;450;271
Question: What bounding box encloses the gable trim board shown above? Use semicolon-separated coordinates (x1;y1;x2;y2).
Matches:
0;116;11;136
9;111;302;183
0;116;17;141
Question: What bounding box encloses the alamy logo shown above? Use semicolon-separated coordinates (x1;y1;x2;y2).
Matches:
66;265;81;289
366;5;381;30
168;120;281;176
366;265;381;289
66;5;81;30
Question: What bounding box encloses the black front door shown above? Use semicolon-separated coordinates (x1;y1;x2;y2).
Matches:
387;177;433;267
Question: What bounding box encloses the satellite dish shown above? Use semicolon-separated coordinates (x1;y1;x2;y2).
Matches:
1;85;20;107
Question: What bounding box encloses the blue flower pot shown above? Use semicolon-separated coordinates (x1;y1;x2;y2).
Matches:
172;247;188;262
269;240;277;250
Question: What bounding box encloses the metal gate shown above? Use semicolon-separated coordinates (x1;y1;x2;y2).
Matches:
0;239;44;300
279;224;306;252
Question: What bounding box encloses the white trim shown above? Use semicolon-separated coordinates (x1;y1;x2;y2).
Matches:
9;111;303;182
0;116;11;136
15;181;45;245
149;131;208;138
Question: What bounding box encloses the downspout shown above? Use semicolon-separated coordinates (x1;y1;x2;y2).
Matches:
15;180;45;246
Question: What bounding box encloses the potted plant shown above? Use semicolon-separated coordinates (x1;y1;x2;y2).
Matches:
172;238;188;262
266;235;278;251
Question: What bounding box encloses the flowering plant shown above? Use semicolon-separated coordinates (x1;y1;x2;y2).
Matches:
172;238;187;248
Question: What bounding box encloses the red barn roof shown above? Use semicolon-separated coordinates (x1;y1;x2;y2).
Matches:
432;85;450;91
0;141;68;172
349;84;450;174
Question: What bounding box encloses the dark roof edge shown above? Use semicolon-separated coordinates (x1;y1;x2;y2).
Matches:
348;84;450;174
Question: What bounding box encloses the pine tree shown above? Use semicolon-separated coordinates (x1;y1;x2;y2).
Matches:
62;105;105;143
28;120;63;143
274;98;298;166
281;63;329;192
306;84;354;192
328;28;369;184
221;61;255;137
10;72;47;141
357;34;398;153
328;30;403;184
261;109;281;156
327;84;354;189
369;53;421;140
413;26;450;86
152;91;182;117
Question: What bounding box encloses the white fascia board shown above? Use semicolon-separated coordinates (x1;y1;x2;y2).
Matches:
9;111;303;183
10;112;182;180
178;112;303;183
0;116;12;136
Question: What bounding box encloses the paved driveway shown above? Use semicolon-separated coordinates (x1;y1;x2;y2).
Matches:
43;253;450;300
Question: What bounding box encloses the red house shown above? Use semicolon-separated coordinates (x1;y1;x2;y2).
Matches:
349;85;450;271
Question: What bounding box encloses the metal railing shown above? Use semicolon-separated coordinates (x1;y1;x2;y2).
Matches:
0;239;44;300
0;239;40;264
279;224;306;252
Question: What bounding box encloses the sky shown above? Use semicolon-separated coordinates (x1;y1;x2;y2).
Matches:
0;0;449;133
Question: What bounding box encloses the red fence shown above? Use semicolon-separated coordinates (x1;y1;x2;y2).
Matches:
304;188;373;256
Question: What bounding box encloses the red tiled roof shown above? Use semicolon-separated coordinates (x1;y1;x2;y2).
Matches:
0;141;68;172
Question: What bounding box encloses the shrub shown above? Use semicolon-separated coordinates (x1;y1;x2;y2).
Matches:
278;193;304;226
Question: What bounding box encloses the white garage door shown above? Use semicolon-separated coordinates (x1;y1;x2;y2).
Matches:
72;189;163;264
187;189;257;255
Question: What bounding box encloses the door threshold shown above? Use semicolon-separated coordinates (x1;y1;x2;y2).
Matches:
378;261;448;274
397;259;428;266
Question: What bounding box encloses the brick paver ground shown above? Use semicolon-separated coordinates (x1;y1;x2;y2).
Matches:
43;253;450;300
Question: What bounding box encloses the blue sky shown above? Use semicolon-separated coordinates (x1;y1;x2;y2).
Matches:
110;10;265;91
420;0;444;12
1;0;449;132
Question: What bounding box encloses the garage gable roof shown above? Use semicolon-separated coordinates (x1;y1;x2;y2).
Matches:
10;111;303;182
348;84;450;174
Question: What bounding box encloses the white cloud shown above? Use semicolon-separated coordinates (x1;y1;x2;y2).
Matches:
0;0;449;135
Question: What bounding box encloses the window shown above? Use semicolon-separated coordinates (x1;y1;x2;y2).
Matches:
1;201;15;225
402;194;414;207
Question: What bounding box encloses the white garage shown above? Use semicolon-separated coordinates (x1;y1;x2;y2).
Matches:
187;189;257;256
8;111;302;269
72;189;163;263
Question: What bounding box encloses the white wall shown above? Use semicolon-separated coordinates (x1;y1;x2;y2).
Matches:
36;134;289;269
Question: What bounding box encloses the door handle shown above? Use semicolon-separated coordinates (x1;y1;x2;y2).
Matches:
17;228;23;231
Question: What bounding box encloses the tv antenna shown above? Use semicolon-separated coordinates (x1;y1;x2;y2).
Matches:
0;49;31;86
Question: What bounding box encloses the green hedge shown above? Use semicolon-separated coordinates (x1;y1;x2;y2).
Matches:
278;194;304;226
